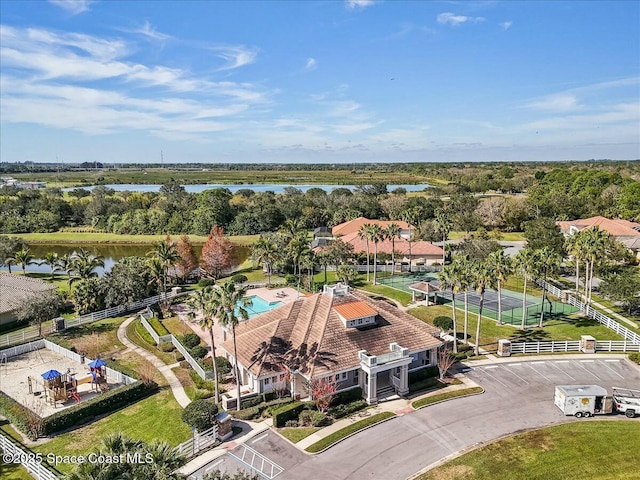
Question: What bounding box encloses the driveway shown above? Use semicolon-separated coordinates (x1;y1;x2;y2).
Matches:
196;358;640;480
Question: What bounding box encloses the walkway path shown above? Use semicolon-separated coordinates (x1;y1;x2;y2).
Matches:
589;299;639;329
116;315;191;408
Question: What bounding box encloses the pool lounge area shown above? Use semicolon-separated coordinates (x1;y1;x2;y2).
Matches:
238;294;284;318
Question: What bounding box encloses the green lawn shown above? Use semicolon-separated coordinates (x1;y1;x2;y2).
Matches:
278;427;320;444
412;387;484;409
359;284;413;306
417;422;640;480
31;388;190;474
305;412;396;453
50;315;128;359
126;318;176;365
13;232;259;245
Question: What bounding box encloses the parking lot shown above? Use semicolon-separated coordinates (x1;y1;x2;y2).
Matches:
194;358;640;480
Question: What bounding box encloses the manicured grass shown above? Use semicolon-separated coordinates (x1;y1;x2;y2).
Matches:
13;232;259;245
278;427;320;443
417;421;640;480
359;284;413;306
1;463;33;480
305;412;396;453
162;316;192;337
412;387;484;409
50;315;128;358
31;388;191;474
127;318;176;365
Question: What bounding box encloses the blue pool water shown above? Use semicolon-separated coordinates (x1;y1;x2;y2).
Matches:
236;295;283;319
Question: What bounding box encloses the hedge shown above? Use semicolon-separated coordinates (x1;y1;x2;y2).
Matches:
182;333;201;349
305;412;396;453
327;399;368;419
331;387;362;406
408;366;439;384
629;353;640;365
148;316;169;336
42;381;158;436
272;401;306;428
0;391;41;440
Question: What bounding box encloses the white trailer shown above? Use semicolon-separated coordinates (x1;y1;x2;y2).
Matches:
554;385;612;418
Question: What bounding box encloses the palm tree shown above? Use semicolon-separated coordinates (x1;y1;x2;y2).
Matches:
471;261;492;356
147;256;165;294
515;248;539;329
279;218;305;240
71;248;105;282
486;250;513;325
437;264;459;353
148;238;179;296
10;248;34;275
57;253;74;287
211;281;249;409
39;251;61;280
565;232;585;297
287;234;310;284
4;257;16;274
251;235;280;286
187;287;220;404
385;223;402;277
369;224;385;285
582;227;610;303
358;224;373;282
454;255;472;343
434;208;452;265
537;246;562;327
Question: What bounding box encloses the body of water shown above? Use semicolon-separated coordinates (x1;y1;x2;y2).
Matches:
64;183;430;194
0;244;250;277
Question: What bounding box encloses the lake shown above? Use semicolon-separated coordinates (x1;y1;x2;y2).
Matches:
64;183;430;194
0;243;250;277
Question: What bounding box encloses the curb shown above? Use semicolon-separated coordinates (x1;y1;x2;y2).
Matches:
412;387;485;411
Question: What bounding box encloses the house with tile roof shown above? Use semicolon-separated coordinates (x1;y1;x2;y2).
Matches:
331;217;412;239
220;283;442;405
0;273;57;325
557;216;640;259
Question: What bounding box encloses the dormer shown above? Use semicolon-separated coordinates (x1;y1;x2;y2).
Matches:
333;301;378;328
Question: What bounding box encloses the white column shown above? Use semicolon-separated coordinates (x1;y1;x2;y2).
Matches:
367;371;377;404
398;365;409;396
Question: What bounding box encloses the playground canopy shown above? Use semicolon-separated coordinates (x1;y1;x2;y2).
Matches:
88;359;107;368
41;369;62;380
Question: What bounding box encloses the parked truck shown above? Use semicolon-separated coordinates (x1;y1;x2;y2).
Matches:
554;385;640;418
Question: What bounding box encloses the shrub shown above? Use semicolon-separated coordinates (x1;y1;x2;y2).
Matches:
179;360;191;369
298;410;314;426
233;406;260;421
41;381;158;436
175;352;185;362
231;274;248;284
193;389;214;400
159;341;175;352
331;387;362;406
182;333;202;349
189;345;208;359
272;401;306;428
629;352;640;365
198;278;214;288
148;316;169;336
285;274;298;286
181;399;219;431
284;420;298;428
433;316;453;331
311;411;332;427
327;399;368;419
408;366;439;384
189;369;216;391
0;391;42;440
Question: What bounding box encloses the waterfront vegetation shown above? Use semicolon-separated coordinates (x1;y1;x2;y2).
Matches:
417;422;640;480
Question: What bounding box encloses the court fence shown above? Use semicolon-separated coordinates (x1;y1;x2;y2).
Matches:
510;339;640;355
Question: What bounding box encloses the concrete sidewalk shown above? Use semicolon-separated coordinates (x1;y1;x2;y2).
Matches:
116;315;191;408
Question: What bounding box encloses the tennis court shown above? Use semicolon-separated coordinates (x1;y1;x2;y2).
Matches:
377;272;578;327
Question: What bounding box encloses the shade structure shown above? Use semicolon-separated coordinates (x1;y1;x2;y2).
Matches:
41;369;62;380
88;359;107;368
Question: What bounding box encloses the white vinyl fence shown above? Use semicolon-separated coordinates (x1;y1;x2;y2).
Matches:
510;340;640;355
0;291;184;349
537;280;640;345
174;424;219;457
0;432;59;480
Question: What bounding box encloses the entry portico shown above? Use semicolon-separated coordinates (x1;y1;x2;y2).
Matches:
359;343;411;404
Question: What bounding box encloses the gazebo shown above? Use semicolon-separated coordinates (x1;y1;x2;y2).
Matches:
408;281;440;305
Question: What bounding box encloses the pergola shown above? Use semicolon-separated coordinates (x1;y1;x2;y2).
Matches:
408;281;440;305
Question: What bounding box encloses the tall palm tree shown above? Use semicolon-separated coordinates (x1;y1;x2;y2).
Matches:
279;218;305;240
358;223;373;282
582;227;610;303
147;256;165;294
10;248;34;275
57;253;74;287
39;251;61;280
437;264;459;353
454;255;472;343
5;257;16;274
211;281;249;409
486;250;513;325
251;235;280;286
401;208;419;273
471;260;492;357
148;238;179;296
515;248;539;329
565;232;585;297
434;208;451;265
537;246;562;327
71;248;105;282
385;223;402;277
187;287;220;404
369;224;385;285
287;234;310;284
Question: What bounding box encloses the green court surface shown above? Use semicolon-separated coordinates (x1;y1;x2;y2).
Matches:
377;272;578;327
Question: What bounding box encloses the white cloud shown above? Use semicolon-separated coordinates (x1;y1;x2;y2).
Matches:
500;21;513;30
437;12;485;27
48;0;92;15
305;57;317;71
525;93;583;113
130;21;171;41
346;0;375;10
209;45;257;71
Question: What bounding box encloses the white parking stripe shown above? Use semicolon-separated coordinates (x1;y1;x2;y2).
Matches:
573;360;601;380
549;362;576;380
507;363;522;367
480;368;510;387
554;360;570;363
484;365;499;369
597;360;625;379
604;359;621;362
252;433;269;444
531;361;545;365
502;366;529;384
527;364;553;383
580;360;595;362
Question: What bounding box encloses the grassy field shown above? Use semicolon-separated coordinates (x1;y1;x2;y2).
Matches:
359;284;413;306
31;388;191;474
12;232;259;245
417;421;640;480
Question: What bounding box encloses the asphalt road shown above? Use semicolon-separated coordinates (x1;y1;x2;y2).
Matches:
195;358;640;480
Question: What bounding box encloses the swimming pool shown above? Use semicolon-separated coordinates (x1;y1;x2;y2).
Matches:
236;295;283;319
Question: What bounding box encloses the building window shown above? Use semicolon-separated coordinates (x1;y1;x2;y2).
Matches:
264;377;270;385
340;372;347;380
357;318;363;325
354;370;359;381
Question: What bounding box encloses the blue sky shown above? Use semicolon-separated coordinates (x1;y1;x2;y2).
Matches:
1;0;638;164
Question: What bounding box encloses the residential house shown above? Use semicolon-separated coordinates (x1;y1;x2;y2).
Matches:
220;283;442;406
557;216;640;260
331;217;412;239
0;273;57;325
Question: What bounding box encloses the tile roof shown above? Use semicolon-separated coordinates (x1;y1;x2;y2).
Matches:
333;301;378;320
339;231;445;257
408;281;440;293
222;289;442;379
0;273;57;314
332;217;411;237
557;216;640;237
